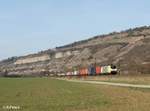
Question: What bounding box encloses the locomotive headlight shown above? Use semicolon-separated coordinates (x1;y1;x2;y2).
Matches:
111;68;117;74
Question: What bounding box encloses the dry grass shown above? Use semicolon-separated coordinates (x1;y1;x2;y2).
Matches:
97;85;150;111
72;74;150;85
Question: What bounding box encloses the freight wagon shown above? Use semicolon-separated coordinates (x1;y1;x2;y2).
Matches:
57;65;117;77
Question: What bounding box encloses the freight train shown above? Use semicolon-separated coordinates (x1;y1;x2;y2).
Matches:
57;64;117;77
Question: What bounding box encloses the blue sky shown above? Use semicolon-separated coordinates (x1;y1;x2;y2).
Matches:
0;0;150;60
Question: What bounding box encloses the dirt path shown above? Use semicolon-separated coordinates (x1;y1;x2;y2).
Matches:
61;79;150;89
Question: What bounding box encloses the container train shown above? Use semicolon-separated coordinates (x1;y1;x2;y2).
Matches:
57;64;117;77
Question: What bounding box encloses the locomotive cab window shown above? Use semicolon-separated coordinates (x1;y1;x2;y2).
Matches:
111;65;116;69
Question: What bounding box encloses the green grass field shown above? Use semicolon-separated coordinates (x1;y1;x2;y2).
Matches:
0;77;150;111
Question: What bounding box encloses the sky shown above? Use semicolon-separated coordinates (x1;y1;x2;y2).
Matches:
0;0;150;60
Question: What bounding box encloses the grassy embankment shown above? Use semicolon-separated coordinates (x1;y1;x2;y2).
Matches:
0;77;150;111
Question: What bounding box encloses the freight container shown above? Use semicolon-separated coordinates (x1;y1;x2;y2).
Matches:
79;68;86;76
79;69;83;76
82;68;88;76
74;70;79;76
82;69;85;75
96;66;101;75
71;71;74;76
61;73;65;76
101;66;111;74
66;71;72;76
85;68;88;75
72;67;79;76
88;66;96;75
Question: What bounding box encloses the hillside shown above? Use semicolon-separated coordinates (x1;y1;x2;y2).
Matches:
0;26;150;76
